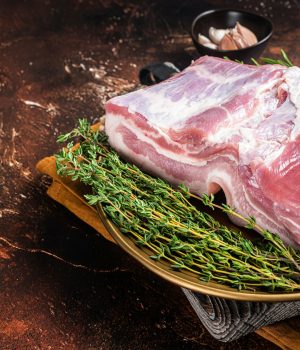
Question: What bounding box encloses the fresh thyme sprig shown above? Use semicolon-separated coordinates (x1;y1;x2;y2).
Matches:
261;49;293;67
56;120;300;292
224;50;293;67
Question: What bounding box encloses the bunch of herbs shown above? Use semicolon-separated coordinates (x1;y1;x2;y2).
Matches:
56;117;300;293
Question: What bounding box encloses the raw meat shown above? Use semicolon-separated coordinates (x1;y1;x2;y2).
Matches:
105;56;300;247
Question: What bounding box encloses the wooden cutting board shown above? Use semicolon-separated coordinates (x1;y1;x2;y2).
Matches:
36;154;300;350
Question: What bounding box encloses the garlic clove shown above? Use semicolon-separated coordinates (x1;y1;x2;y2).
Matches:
203;42;218;49
208;27;229;45
219;33;238;50
236;22;257;46
198;33;212;45
230;29;248;49
198;34;217;49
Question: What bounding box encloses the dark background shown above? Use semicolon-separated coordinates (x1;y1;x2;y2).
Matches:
0;1;299;349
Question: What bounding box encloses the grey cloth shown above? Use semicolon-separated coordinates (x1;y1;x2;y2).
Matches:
183;288;300;341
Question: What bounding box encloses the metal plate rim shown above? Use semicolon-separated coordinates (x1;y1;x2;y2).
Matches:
97;204;300;302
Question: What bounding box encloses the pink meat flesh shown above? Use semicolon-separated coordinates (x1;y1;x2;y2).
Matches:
105;56;300;247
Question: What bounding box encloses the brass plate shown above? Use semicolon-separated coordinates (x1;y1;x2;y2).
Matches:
97;204;300;302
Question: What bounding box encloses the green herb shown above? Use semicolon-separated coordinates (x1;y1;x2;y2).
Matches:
261;49;293;67
224;50;293;67
251;57;260;66
55;120;300;292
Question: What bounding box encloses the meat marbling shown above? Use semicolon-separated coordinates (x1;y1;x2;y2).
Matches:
105;56;300;247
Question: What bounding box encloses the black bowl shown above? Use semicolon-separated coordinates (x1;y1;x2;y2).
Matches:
191;9;273;63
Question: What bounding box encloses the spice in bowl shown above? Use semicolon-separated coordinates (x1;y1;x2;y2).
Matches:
198;22;258;51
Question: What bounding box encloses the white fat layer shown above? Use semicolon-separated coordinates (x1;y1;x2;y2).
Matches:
207;166;283;232
278;214;300;231
123;63;282;128
106;113;240;166
106;116;206;192
207;86;285;165
205;169;233;198
242;187;280;229
285;67;300;140
105;113;207;165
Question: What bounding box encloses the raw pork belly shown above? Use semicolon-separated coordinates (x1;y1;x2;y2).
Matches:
105;56;300;247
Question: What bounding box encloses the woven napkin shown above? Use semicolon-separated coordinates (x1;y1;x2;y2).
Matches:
36;148;300;350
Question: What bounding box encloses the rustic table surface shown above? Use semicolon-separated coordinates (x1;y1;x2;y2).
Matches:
1;1;300;349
